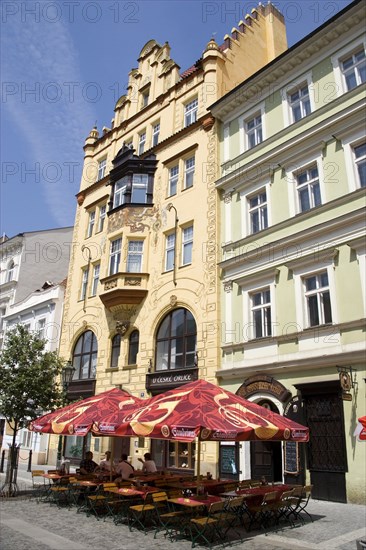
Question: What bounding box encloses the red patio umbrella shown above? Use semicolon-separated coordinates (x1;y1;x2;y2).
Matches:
354;416;366;441
29;387;141;436
91;379;309;477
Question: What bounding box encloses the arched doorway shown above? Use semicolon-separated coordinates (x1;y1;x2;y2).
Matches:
250;399;283;483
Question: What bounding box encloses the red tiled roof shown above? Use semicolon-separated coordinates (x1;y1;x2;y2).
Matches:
180;64;199;79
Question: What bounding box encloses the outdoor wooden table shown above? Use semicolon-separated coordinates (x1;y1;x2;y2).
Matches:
118;486;158;498
168;497;207;509
221;483;295;506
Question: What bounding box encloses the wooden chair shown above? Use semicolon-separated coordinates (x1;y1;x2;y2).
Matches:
128;493;155;533
288;484;313;523
189;500;227;549
247;491;279;531
222;496;245;541
151;491;185;539
30;470;46;501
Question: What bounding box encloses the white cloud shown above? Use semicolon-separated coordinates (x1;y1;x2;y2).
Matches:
2;12;96;226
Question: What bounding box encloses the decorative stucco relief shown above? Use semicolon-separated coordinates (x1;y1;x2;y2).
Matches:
108;205;160;234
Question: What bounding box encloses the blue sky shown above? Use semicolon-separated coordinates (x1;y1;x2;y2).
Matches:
1;0;354;238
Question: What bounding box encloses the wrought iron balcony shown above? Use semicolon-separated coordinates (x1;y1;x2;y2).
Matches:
99;272;149;309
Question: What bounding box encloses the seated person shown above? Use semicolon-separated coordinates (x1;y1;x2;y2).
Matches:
138;452;157;473
115;454;135;481
79;451;98;475
99;450;114;473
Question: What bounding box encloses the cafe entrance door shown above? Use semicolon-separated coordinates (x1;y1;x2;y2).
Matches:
250;400;283;483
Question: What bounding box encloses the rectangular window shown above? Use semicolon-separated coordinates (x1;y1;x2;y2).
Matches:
296;165;321;212
131;174;148;203
80;267;89;300
91;263;100;296
304;271;332;327
114;177;128;208
152;122;160;147
354;142;366;188
87;210;95;238
248;191;268;234
97;159;106;181
251;289;271;338
127;241;143;272
138;132;146;155
288;84;311;122
165;233;175;271
142;91;149;108
184;156;195;189
341;47;366;91
185;98;198;127
98;204;106;232
169;165;179;196
182;226;193;266
36;318;46;340
109;238;122;275
246;114;262;149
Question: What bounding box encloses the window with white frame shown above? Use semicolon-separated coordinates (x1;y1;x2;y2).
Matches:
169;165;179;196
182;225;193;266
131;174;148;203
184;156;195;189
341;47;366;91
165;233;175;271
138;132;146;155
114;177;127;208
248;190;268;234
251;288;272;338
36;318;46;340
87;210;95;238
303;271;332;327
127;241;143;272
354;141;366;187
246;113;263;149
6;261;15;282
97;159;107;181
288;83;311;123
80;267;89;300
98;204;106;232
91;263;100;296
21;430;33;448
152;122;160;147
296;165;321;212
184;98;198;127
109;238;122;275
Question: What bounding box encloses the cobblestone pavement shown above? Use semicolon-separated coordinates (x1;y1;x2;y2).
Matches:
1;491;365;550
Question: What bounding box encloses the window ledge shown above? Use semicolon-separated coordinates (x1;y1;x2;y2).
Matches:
122;364;137;371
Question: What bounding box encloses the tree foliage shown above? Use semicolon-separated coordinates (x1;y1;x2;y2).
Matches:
0;324;64;434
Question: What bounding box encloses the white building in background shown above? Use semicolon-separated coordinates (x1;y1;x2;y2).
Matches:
0;228;73;464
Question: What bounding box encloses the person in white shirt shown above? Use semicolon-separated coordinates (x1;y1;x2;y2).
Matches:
115;454;135;481
99;451;114;473
138;452;157;473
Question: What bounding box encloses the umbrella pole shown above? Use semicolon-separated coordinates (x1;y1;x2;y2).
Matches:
110;437;115;482
196;437;201;480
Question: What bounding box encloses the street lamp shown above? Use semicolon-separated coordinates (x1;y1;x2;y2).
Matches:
56;361;75;468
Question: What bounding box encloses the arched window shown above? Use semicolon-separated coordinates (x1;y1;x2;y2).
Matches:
155;308;196;371
110;334;121;369
6;261;15;282
128;330;139;365
72;330;97;379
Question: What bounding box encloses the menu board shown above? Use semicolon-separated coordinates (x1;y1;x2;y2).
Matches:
284;441;299;474
220;445;237;476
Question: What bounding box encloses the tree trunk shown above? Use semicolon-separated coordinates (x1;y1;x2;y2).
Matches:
0;421;19;497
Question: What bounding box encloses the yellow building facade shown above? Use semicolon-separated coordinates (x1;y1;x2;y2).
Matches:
51;3;287;473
